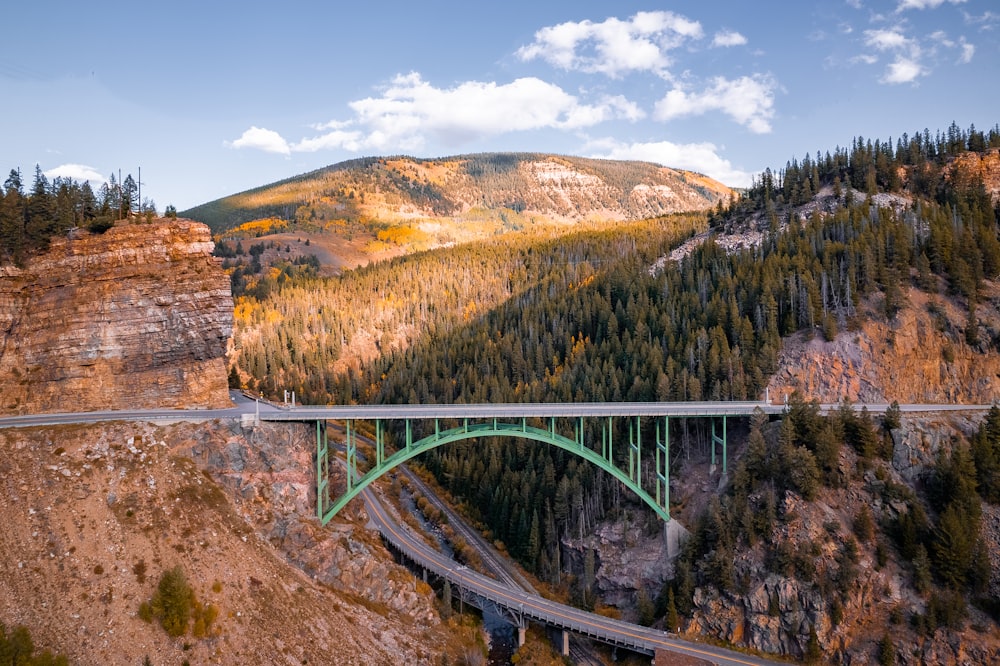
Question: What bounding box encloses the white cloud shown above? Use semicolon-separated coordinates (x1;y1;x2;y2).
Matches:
963;10;999;30
882;57;924;83
864;28;914;51
516;11;704;78
897;0;966;11
43;163;106;185
235;73;643;156
959;38;975;62
292;129;366;153
227;126;291;155
860;26;932;84
712;30;747;47
852;54;880;64
346;73;639;147
654;74;777;134
586;137;752;187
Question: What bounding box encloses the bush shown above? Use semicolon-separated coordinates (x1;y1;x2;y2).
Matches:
87;216;115;234
0;622;69;665
149;566;194;637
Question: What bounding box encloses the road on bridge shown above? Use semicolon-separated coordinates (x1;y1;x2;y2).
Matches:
0;397;991;664
0;396;990;431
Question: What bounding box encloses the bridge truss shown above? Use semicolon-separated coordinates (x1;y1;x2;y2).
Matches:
310;402;775;525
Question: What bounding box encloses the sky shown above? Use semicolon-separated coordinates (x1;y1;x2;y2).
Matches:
1;0;997;211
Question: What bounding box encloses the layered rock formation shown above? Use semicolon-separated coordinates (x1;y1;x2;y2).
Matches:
0;219;233;414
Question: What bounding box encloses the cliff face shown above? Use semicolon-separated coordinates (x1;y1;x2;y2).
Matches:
0;219;233;414
767;285;1000;404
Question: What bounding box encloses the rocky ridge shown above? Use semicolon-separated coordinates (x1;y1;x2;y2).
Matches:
0;220;233;414
681;417;1000;665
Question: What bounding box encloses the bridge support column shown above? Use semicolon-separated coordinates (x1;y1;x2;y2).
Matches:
316;421;329;521
517;625;526;648
663;518;690;559
561;630;569;656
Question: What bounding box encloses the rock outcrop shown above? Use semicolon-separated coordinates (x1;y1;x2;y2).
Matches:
0;219;233;414
767;286;1000;404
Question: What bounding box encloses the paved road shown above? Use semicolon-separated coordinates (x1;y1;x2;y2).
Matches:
0;398;991;430
401;466;608;665
362;485;780;666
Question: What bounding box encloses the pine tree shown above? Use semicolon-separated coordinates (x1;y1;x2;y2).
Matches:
878;633;895;666
664;587;679;632
805;625;822;664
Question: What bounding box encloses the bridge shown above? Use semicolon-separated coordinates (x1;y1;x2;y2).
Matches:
262;401;785;526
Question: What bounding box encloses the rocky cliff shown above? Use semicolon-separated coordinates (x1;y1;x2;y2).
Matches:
768;285;1000;404
0;220;233;414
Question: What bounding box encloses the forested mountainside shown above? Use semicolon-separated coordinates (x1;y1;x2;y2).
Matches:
180;153;730;234
226;123;1000;661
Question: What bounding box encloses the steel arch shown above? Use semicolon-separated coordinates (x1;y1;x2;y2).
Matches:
316;415;681;525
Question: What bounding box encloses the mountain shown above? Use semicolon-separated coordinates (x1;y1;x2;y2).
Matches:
180;153;732;235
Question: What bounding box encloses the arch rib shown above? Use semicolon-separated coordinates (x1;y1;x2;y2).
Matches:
318;418;671;525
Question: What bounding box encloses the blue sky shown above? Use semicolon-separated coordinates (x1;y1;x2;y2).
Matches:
1;1;997;210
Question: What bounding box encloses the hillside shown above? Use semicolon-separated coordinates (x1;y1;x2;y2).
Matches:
181;153;731;237
0;419;480;665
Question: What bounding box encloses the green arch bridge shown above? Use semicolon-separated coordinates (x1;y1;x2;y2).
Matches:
257;401;786;525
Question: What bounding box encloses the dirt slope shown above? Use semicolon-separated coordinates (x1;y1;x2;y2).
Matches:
0;420;474;665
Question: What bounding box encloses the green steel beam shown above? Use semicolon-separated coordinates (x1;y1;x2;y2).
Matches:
319;417;673;525
316;421;329;520
655;416;669;519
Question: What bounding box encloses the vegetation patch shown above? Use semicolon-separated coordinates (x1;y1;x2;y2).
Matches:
138;566;220;639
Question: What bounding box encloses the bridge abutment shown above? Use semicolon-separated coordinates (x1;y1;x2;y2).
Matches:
664;519;690;559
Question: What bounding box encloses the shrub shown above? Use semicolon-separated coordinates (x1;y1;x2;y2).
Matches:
87;216;114;234
149;566;194;637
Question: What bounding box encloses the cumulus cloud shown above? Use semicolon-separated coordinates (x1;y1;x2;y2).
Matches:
516;10;703;78
860;27;928;84
232;73;644;156
586;137;752;187
882;57;924;83
712;30;747;47
654;74;777;134
959;38;975;62
226;126;291;155
897;0;967;11
864;28;914;51
345;73;640;147
43;163;106;184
